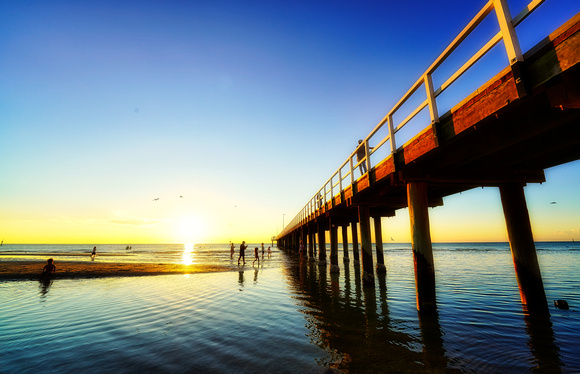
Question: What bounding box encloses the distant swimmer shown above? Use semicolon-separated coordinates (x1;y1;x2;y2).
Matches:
41;258;56;276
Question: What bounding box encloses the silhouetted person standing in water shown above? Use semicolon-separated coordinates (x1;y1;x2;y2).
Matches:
253;247;260;266
230;242;235;259
41;258;56;276
238;241;247;265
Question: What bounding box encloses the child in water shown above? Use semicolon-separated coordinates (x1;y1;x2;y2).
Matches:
41;258;56;276
253;247;260;266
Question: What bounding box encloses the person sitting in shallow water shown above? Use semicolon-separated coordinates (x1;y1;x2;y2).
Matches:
41;258;56;276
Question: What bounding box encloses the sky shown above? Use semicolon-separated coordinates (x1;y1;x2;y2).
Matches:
1;0;579;244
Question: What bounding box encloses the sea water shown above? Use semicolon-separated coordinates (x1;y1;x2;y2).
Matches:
1;242;579;373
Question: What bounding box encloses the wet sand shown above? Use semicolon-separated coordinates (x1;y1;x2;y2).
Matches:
0;260;231;280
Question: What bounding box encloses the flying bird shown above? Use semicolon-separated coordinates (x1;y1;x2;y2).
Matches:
153;198;159;201
550;201;557;204
180;195;183;198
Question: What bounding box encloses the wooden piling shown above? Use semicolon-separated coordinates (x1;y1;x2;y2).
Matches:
358;206;375;286
373;216;387;274
308;228;315;260
407;182;437;313
351;220;360;264
342;224;350;263
499;184;548;313
317;220;326;263
330;220;340;273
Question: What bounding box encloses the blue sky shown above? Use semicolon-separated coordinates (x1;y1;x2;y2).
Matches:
1;0;579;244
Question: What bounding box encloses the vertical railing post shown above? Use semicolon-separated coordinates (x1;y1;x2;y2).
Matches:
350;157;355;185
388;114;396;154
330;176;334;201
424;74;439;124
364;140;371;173
494;0;523;64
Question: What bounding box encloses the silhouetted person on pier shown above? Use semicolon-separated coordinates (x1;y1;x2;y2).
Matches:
356;139;374;174
41;258;56;276
238;241;247;265
253;247;260;266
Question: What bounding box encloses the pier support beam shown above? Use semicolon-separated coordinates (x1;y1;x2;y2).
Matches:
317;220;326;264
407;182;437;314
499;184;548;313
358;206;375;286
351;220;360;264
308;228;315;260
342;224;350;263
373;216;387;274
329;219;340;273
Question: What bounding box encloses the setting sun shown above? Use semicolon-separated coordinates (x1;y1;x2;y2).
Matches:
175;216;204;244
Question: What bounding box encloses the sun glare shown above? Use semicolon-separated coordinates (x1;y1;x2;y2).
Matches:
182;243;194;265
175;216;204;243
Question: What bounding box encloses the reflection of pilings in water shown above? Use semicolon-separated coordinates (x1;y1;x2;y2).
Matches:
282;252;439;373
418;311;448;371
353;261;363;311
523;312;563;372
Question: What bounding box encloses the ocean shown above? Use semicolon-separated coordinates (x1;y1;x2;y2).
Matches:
1;242;579;373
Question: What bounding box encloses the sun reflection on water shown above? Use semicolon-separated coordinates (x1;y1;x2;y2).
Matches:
182;243;195;265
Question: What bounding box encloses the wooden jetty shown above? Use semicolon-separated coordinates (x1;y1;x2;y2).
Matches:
277;1;580;314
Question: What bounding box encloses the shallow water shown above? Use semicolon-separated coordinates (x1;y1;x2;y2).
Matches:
1;243;579;373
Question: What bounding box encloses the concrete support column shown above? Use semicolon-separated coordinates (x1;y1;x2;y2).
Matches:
358;206;375;286
317;220;326;263
351;220;360;264
342;224;350;263
329;219;340;273
407;182;437;314
373;216;387;274
499;184;548;313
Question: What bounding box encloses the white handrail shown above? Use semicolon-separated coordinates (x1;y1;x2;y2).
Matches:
279;0;544;239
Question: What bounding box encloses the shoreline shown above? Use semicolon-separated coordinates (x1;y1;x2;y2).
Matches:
0;260;233;281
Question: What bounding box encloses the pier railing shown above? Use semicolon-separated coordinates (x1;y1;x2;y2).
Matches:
280;0;545;238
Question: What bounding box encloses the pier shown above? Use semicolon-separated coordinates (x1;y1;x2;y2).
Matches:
277;1;580;314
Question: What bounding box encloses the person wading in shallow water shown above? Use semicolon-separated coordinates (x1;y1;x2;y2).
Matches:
253;247;260;266
238;241;248;265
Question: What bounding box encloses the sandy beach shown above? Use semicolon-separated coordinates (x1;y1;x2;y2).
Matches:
0;260;231;280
